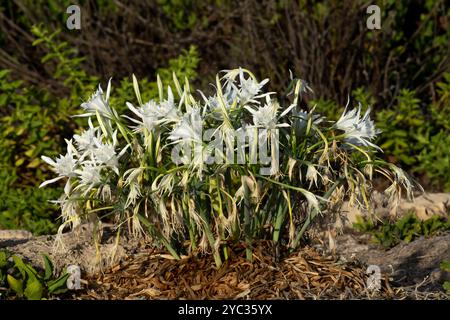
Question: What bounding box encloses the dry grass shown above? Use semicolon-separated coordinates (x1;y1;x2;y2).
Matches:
64;241;429;300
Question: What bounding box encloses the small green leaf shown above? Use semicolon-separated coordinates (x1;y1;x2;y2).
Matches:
42;254;54;281
47;273;69;294
7;275;24;296
440;260;450;271
12;256;27;278
157;74;164;102
24;278;44;300
13;255;39;280
443;281;450;293
27;158;41;168
14;158;25;167
0;250;9;268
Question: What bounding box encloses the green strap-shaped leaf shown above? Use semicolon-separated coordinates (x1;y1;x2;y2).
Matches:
47;273;69;294
13;255;39;281
7;275;24;297
132;74;143;105
12;255;27;279
24;278;44;300
0;250;9;268
42;254;54;281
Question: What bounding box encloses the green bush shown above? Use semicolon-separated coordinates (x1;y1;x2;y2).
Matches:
376;75;450;190
0;68;65;235
0;179;60;235
376;89;424;167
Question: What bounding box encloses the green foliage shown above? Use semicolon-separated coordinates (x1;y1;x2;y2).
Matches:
376;75;450;190
0;25;100;234
440;260;450;293
354;213;450;248
31;25;99;98
352;88;376;110
369;0;450;95
0;23;200;234
0;68;64;234
0;181;60;235
110;45;200;114
0;250;68;300
157;0;219;30
313;87;374;122
376;89;424;166
158;0;199;30
311;98;341;121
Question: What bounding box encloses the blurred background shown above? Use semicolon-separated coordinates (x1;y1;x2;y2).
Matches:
0;0;449;235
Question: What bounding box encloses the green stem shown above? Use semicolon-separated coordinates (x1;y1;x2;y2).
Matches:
273;200;287;243
182;193;197;251
199;206;222;268
242;176;253;262
290;179;341;250
138;214;181;260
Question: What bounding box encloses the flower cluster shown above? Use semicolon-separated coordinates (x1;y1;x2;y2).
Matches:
40;68;416;266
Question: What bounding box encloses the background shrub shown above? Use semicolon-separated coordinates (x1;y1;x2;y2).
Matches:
0;22;200;233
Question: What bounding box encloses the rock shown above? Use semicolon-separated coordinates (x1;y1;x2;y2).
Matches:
341;192;450;227
336;231;450;291
0;229;33;240
0;224;145;274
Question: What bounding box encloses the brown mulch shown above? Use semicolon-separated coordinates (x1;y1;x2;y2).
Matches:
65;242;404;300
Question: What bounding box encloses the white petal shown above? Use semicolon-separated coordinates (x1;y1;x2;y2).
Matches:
41;156;56;166
39;176;64;188
126;102;141;117
106;78;112;101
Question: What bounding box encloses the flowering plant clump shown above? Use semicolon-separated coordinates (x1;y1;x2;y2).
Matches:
40;68;417;266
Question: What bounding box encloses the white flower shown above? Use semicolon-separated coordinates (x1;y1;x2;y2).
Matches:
40;139;78;187
80;79;113;118
168;108;206;173
245;96;294;130
94;141;118;167
73;118;100;152
75;129;129;175
42;153;76;177
126;101;158;133
126;88;180;133
238;69;269;104
222;68;270;105
199;85;236;119
93;133;129;173
292;108;323;135
168;108;203;143
75;164;102;188
335;103;381;149
306;164;319;187
158;86;180;122
123;167;144;208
